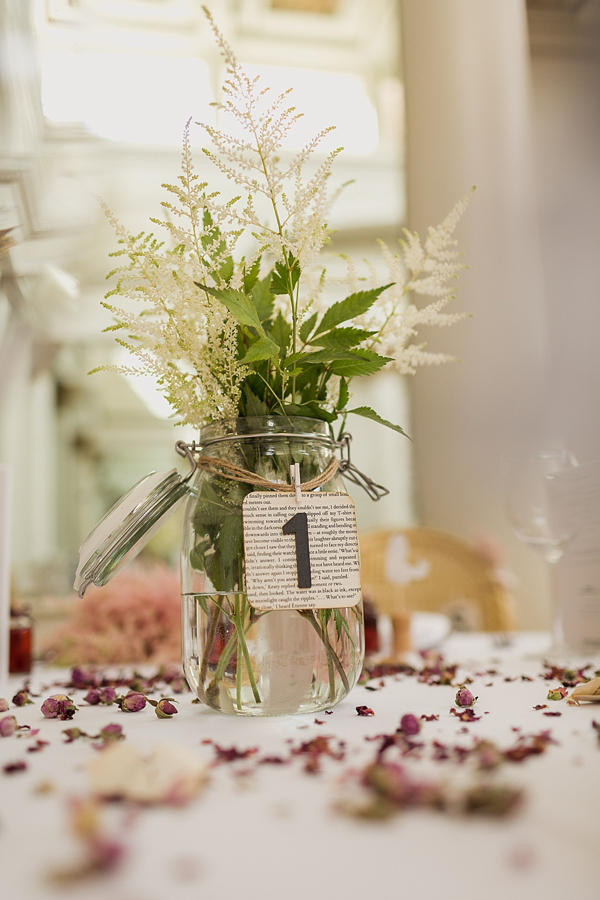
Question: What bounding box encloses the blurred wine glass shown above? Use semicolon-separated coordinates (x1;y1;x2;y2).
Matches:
503;448;578;655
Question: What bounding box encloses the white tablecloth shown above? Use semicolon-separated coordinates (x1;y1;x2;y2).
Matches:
1;632;599;900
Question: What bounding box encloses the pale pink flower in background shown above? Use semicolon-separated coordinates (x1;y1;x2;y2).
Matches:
42;563;181;666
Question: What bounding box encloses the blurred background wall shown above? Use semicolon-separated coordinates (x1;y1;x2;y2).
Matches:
0;0;599;629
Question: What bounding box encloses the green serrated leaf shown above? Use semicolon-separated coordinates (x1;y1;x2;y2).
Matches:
193;496;233;529
313;284;393;337
282;402;337;423
216;514;244;582
333;609;355;647
327;349;391;378
285;348;371;368
270;254;301;295
243;256;262;293
269;311;291;353
299;311;318;343
347;406;410;437
196;283;266;338
336;377;349;412
218;256;234;284
242;336;280;363
309;326;375;350
243;384;268;416
250;274;274;324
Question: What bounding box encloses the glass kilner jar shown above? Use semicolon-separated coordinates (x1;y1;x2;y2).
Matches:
181;417;364;716
74;416;388;717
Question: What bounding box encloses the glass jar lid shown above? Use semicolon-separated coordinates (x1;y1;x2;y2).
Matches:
74;451;194;598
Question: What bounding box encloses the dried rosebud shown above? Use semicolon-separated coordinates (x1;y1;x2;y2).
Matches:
455;686;476;708
0;698;8;712
99;687;117;705
399;714;421;736
84;689;101;705
12;689;32;707
0;715;18;737
473;739;503;771
41;694;78;720
547;686;568;701
63;727;85;743
88;836;126;872
463;783;523;817
85;686;115;706
117;691;147;713
363;761;437;809
128;676;150;694
155;698;178;719
70;667;98;689
99;723;124;743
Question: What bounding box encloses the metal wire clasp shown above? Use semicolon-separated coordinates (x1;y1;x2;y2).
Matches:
336;433;390;501
175;440;199;482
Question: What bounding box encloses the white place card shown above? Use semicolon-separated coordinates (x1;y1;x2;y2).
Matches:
242;491;361;610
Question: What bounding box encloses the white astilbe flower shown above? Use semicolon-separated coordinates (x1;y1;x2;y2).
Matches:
200;6;341;272
97;5;473;429
98;198;248;428
349;188;474;374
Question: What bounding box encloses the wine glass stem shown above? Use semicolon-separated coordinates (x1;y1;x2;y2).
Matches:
548;561;567;657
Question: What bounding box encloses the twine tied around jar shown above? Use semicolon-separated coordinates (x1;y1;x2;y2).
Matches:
193;454;339;492
175;432;389;501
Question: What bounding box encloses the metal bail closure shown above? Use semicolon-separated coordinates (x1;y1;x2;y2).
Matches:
73;442;197;598
337;432;390;501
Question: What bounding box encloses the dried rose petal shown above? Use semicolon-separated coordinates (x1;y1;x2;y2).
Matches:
3;759;27;774
504;730;555;762
214;744;258;763
455;686;476;708
450;707;481;722
0;698;8;712
0;715;18;737
399;714;421;736
356;705;374;717
155;698;178;719
41;694;78;720
117;691;147;713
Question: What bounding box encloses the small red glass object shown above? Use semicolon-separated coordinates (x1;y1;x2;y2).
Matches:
363;596;379;655
10;612;32;674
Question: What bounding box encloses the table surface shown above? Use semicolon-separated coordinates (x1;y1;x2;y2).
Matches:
1;632;599;900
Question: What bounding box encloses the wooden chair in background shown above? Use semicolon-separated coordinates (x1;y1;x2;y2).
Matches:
359;527;517;655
